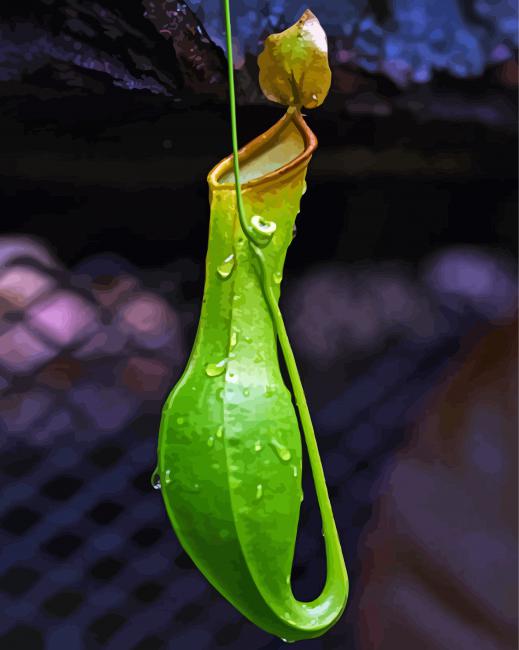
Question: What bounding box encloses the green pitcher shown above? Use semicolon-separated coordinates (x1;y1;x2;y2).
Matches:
155;9;348;642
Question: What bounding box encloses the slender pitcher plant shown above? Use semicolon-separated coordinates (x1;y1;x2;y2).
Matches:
154;5;349;641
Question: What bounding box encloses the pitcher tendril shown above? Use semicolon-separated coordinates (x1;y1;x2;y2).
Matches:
155;4;348;642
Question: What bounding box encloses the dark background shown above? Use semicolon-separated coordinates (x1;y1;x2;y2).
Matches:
0;1;517;649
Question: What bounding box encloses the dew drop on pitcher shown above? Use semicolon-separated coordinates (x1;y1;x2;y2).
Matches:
230;330;238;349
273;271;282;284
270;439;292;462
216;253;235;279
255;483;263;500
254;440;262;452
205;359;227;376
207;435;215;448
216;425;224;439
151;470;161;490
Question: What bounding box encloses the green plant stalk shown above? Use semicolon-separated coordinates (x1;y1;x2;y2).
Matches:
222;0;349;636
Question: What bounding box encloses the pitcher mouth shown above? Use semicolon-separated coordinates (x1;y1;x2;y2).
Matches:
208;108;317;192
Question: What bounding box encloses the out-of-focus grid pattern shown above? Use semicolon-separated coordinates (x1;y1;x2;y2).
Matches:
0;313;470;650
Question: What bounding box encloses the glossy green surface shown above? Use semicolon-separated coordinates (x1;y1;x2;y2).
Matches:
156;114;348;642
155;4;348;641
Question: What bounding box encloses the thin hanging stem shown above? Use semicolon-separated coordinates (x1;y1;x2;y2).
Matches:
221;0;347;595
222;0;260;246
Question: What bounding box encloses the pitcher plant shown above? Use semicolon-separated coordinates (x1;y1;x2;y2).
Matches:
154;6;349;641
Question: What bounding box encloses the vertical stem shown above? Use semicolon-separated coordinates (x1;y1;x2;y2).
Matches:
221;0;346;589
222;0;252;242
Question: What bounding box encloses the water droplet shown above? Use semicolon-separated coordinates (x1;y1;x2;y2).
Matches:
273;271;282;284
205;359;227;377
243;388;250;397
244;335;252;343
255;483;263;500
151;469;161;490
207;435;215;447
217;253;235;280
193;483;200;492
227;371;238;383
230;330;238;349
292;223;297;239
165;469;172;484
212;463;220;470
270;438;292;462
281;636;295;644
292;465;298;478
251;214;277;238
254;441;262;452
177;416;184;425
302;182;307;195
216;388;225;400
233;294;240;302
300;491;304;503
216;426;224;438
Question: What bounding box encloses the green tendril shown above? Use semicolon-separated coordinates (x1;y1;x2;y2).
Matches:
222;0;348;613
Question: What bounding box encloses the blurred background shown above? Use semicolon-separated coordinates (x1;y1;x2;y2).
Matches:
0;1;517;649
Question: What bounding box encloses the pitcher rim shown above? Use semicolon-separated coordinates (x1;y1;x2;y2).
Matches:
207;108;317;192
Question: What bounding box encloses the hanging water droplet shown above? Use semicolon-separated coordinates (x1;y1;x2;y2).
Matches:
255;483;263;500
292;223;297;239
251;214;277;238
216;425;224;438
165;469;172;484
243;388;250;397
281;636;295;643
207;435;215;447
270;438;292;462
205;359;227;377
302;182;307;195
216;253;235;280
254;440;262;452
300;491;304;503
273;271;282;284
230;330;238;349
151;469;161;490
